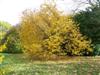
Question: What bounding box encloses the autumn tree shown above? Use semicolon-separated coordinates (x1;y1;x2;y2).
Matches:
19;3;93;58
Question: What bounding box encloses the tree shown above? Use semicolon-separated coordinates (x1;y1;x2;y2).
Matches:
73;0;100;44
0;21;11;52
19;3;93;58
73;0;100;56
0;25;23;53
0;21;11;41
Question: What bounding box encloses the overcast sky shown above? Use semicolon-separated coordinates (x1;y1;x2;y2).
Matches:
0;0;88;25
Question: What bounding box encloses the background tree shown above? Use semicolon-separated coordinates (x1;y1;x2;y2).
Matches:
0;21;11;52
0;24;23;53
73;0;100;55
0;21;11;41
2;25;23;53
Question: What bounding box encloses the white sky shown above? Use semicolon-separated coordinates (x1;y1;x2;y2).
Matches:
0;0;88;25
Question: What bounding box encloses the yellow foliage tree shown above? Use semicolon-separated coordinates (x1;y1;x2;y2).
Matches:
19;3;93;58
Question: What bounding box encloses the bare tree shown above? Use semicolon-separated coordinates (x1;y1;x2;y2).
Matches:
72;0;100;13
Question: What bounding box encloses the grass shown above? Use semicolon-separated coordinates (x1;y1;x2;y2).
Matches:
0;53;100;75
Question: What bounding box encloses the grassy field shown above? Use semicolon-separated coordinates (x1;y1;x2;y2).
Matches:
0;53;100;75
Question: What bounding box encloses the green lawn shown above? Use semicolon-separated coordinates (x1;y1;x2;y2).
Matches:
0;53;100;75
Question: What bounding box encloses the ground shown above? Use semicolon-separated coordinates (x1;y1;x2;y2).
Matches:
0;53;100;75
